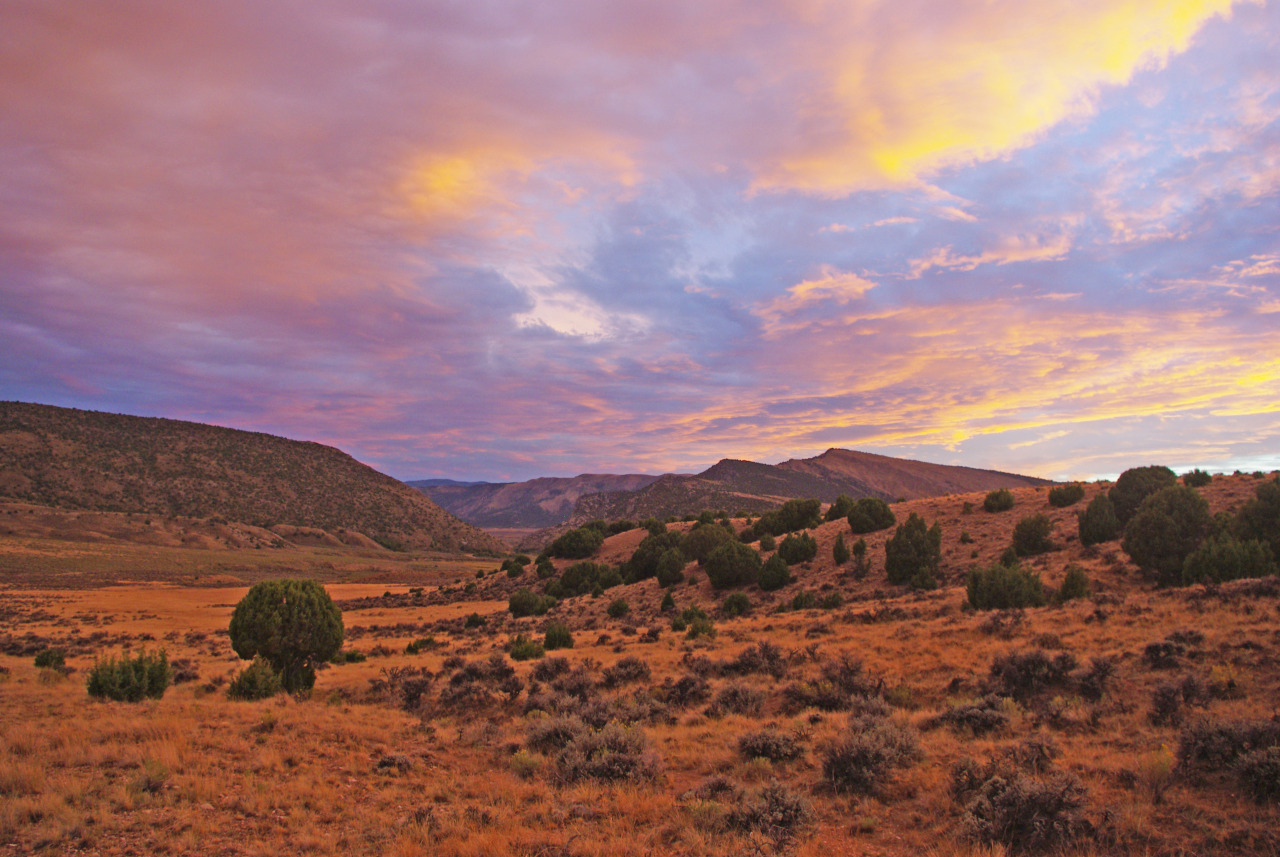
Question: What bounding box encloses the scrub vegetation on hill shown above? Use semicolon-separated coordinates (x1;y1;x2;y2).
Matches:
2;469;1280;856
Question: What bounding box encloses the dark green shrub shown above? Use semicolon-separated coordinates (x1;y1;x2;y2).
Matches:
1236;476;1280;556
682;523;734;564
464;611;487;628
832;533;851;565
1047;484;1085;508
758;553;791;591
758;533;777;552
721;592;751;617
86;649;171;701
967;562;1046;610
226;656;282;701
546;526;604;559
544;623;574;650
822;714;920;794
752;498;822;538
1011;514;1054;557
1056;566;1091;603
229;579;343;693
825;494;857;522
1182;536;1277;585
820;592;844;610
34;648;65;669
509;634;545;661
1183;469;1213;488
404;637;438;655
983;489;1015;513
606;598;630;618
960;530;974;544
704;541;763;589
508;588;555;617
777;532;817;564
1122;485;1211;585
850;537;869;579
676;605;714;638
625;530;684;582
535;557;556;579
502;555;531;577
1077;492;1120;546
547;561;622;598
332;649;366;663
1109;465;1177;525
884;513;942;589
659;590;676;612
655;548;686;587
640;517;666;536
847;498;896;534
790;591;818;610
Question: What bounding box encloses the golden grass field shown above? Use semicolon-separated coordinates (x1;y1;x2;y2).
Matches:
3;475;1279;856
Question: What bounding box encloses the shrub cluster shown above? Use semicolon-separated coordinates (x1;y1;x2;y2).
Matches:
751;498;822;538
34;648;66;669
226;656;282;700
1122;485;1211;585
967;562;1046;610
546;561;622;598
545;525;605;559
704;541;763;589
777;532;817;564
1047;484;1085;508
847;498;896;534
985;649;1077;702
720;592;751;617
825;494;857;522
555;723;661;783
821;713;920;794
681;522;735;564
953;757;1090;853
983;489;1015;513
1011;514;1054;557
1182;535;1277;585
884;513;942;589
509;634;545;661
1183;469;1213;488
86;649;171;701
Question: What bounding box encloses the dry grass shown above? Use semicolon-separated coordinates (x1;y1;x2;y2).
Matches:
3;473;1280;855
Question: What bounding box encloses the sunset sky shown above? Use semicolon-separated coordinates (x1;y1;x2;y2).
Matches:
3;1;1278;482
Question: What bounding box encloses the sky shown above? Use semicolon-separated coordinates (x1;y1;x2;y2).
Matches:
2;1;1279;483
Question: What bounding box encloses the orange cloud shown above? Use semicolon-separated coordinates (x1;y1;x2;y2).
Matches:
751;0;1254;194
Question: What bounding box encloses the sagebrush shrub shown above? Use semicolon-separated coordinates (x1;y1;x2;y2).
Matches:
710;682;766;717
985;649;1076;702
738;729;804;762
929;695;1011;736
821;714;920;794
727;779;812;837
601;655;651;687
556;723;661;783
34;648;65;669
959;769;1090;853
1238;746;1280;803
87;649;171;702
1176;718;1280;773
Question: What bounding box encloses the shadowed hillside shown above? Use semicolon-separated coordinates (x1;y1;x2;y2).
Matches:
0;402;505;554
412;473;663;529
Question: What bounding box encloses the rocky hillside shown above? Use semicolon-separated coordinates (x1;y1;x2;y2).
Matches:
0;402;506;554
411;473;662;529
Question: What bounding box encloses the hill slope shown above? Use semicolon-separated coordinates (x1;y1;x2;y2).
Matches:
0;402;506;554
411;473;663;529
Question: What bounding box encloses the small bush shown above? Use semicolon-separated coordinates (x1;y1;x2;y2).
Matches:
983;489;1015;513
1182;535;1277;585
727;780;812;837
738;729;804;763
929;695;1011;736
1077;493;1120;546
884;513;942;589
777;532;818;564
1176;718;1280;773
959;769;1090;853
967;562;1046;610
832;533;851;566
846;498;896;534
721;592;751;617
606;598;630;618
1056;566;1091;603
226;657;283;701
758;553;791;591
464;612;487;628
1238;746;1280;804
547;561;622;598
759;533;777;552
752;499;822;537
602;656;651;687
544;623;574;651
1012;514;1054;557
404;637;438;655
710;682;766;717
509;635;545;661
704;541;763;590
822;714;920;794
985;649;1076;702
34;648;66;669
86;649;171;702
526;714;590;753
508;589;555;618
789;591;818;610
1183;469;1213;488
826;495;857;522
1047;484;1085;508
556;723;661;783
820;592;844;610
655;548;686;587
659;590;676;612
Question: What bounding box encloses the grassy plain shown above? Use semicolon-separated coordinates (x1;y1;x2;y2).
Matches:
3;476;1279;856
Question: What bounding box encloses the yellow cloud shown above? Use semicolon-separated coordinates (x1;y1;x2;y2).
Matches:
752;0;1253;194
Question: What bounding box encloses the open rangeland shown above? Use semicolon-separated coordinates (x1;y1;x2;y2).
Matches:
3;475;1279;856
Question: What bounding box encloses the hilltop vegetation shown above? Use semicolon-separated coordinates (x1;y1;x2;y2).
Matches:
0;402;505;553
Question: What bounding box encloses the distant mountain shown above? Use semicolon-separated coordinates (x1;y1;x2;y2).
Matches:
414;473;663;529
518;448;1052;549
0;402;507;554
